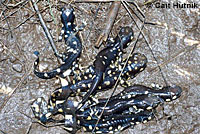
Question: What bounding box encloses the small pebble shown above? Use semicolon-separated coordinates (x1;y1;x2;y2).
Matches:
9;56;17;63
28;75;33;81
12;63;23;73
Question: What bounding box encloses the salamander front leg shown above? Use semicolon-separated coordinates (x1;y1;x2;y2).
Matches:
31;97;54;123
58;27;65;42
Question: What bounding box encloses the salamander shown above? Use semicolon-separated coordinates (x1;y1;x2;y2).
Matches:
58;7;76;42
48;53;147;112
88;85;182;107
31;85;181;129
34;7;82;79
79;26;134;106
31;97;155;134
113;85;183;102
76;85;182;120
77;94;161;121
77;86;182;134
78;110;154;133
31;52;146;126
48;108;154;134
31;97;82;134
31;93;155;133
30;9;183;133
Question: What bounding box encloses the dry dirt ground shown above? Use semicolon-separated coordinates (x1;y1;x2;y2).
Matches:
0;0;199;134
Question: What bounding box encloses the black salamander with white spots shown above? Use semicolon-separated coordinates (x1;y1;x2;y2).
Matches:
76;85;182;121
30;7;183;134
79;26;134;106
34;7;82;79
31;52;147;124
77;94;161;121
76;85;182;133
80;111;155;133
113;85;183;102
65;85;181;133
48;53;147;111
31;85;182;133
79;110;154;133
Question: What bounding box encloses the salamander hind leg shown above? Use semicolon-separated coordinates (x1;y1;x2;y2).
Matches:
31;97;53;123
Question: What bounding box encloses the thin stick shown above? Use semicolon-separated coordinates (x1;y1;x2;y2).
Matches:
19;111;65;128
0;130;7;134
122;1;168;86
25;123;32;134
0;41;24;64
149;44;198;73
2;12;13;38
31;0;59;57
6;0;29;8
0;0;29;22
4;7;49;35
95;1;121;48
85;3;101;46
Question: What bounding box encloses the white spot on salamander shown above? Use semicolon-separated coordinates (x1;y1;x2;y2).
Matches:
61;30;65;34
73;41;77;45
58;36;62;40
44;73;48;77
65;10;71;16
60;77;69;86
56;68;61;73
64;34;68;38
67;22;71;26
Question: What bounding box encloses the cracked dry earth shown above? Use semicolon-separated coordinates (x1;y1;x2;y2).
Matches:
0;0;199;134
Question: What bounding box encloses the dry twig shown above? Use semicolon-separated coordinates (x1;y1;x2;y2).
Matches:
31;0;59;57
122;1;168;86
95;1;121;48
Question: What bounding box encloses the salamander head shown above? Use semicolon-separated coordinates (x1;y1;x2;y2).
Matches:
118;26;134;49
163;85;182;101
168;85;182;100
61;7;75;30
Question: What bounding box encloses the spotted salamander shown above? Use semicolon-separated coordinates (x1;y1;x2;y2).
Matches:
78;110;154;133
48;53;147;112
114;85;183;102
34;7;82;79
31;52;147;125
77;94;161;121
32;97;153;134
31;85;182;133
75;85;182;133
76;85;182;121
89;85;182;108
30;9;183;133
79;26;134;106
